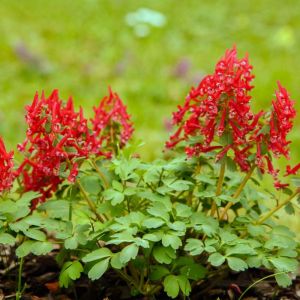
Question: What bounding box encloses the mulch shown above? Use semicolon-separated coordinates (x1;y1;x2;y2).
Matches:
0;252;299;300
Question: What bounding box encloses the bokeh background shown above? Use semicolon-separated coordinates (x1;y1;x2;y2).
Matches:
1;0;300;163
1;0;300;231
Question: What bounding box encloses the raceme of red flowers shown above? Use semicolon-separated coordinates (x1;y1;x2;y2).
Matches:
0;137;14;193
166;46;299;188
0;88;133;204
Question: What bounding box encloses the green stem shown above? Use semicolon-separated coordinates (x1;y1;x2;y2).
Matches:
16;257;24;300
220;164;256;220
257;190;299;225
210;160;226;217
68;196;73;222
238;271;287;300
77;180;106;223
115;269;143;295
91;159;109;189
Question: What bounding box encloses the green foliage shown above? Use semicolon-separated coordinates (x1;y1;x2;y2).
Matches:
1;149;299;298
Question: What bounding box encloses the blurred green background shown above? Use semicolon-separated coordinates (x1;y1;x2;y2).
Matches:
1;0;300;229
1;0;299;162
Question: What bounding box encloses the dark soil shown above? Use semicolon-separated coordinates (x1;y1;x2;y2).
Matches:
1;252;299;300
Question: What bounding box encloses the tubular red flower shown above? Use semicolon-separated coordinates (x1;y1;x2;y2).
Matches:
166;46;259;171
91;87;134;149
286;163;300;176
268;82;296;158
0;137;14;192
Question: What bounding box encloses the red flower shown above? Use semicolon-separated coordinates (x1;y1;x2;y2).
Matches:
18;90;92;203
0;137;14;192
91;87;134;149
286;163;300;176
166;46;259;171
18;88;133;205
268;82;296;158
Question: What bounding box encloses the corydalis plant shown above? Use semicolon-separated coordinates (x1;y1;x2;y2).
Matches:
166;46;298;189
11;88;134;205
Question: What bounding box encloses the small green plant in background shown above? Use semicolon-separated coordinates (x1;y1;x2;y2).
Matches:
0;47;300;299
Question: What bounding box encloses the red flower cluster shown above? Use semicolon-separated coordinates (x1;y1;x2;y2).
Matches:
0;137;14;192
167;47;298;188
16;88;133;203
91;87;134;149
166;46;259;171
269;82;296;158
253;82;297;188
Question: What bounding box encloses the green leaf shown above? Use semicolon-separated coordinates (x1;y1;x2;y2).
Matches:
184;239;204;256
24;228;46;241
269;257;298;272
31;241;54;255
87;257;110;280
168;221;186;232
80;175;102;194
247;224;265;237
0;233;15;245
275;272;292;287
162;233;182;250
147;202;170;221
174;203;193;218
180;264;207;280
103;189;124;206
284;202;295;215
143;232;162;242
110;252;124;269
150;266;170;280
191;213;218;236
177;275;191;296
227;257;248;271
82;248;112;263
142;217;165;228
112;180;123;192
38;200;69;218
247;256;262;268
166;180;192;191
208;253;225;267
163;275;179;299
18;191;40;206
219;231;237;243
119;244;139;264
277;249;298;258
59;261;83;288
65;236;78;250
153;246;176;264
16;240;35;257
226;244;256;256
291;177;300;187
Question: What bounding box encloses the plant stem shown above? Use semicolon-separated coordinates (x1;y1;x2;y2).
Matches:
257;190;299;225
238;271;287;300
16;257;24;300
77;180;106;223
115;269;143;294
210;161;226;217
90;159;109;189
220;164;256;220
68;196;73;222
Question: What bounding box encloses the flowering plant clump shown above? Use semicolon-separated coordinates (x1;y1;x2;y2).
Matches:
0;48;300;300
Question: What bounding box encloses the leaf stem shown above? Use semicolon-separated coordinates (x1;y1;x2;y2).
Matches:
16;257;24;300
257;190;299;225
90;159;109;189
238;271;287;300
211;160;226;217
115;269;143;294
77;180;106;223
220;164;256;220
